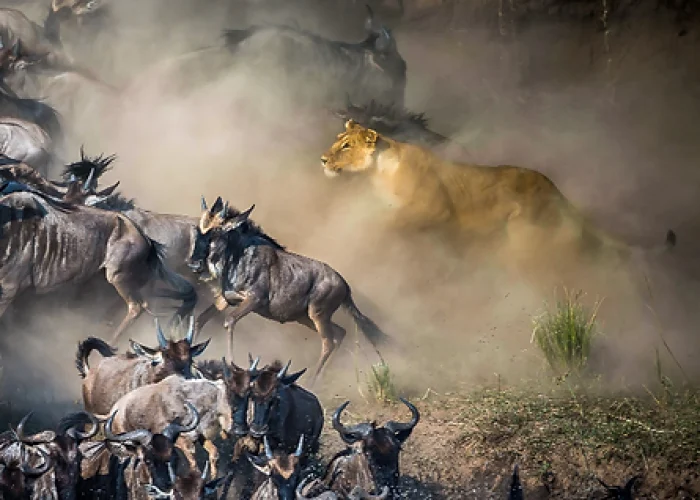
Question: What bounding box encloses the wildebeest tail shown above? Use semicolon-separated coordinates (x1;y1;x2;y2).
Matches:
221;27;258;49
76;337;116;378
146;238;198;321
342;289;390;349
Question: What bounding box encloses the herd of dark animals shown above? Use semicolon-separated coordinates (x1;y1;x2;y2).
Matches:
0;0;648;498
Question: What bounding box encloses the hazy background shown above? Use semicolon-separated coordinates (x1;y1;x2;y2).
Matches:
1;0;699;424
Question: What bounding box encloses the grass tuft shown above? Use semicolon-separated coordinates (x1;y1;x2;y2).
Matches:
531;288;602;377
367;360;398;404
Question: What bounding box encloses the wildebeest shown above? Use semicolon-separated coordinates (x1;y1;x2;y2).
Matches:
246;435;306;500
0;82;62;141
76;316;210;415
81;406;204;500
105;355;259;478
0;7;115;93
220;5;406;109
11;410;100;499
320;398;420;500
247;360;324;460
0;446;52;499
0;117;54;173
188;202;390;383
598;475;640;499
0;188;197;342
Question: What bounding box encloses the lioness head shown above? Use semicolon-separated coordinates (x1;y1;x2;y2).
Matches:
321;120;380;177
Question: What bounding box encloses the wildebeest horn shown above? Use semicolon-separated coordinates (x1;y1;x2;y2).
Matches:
83;167;95;191
104;410;153;446
65;411;100;441
352;485;389;500
16;412;56;444
201;195;207;211
168;461;176;484
263;435;274;460
155;318;168;348
277;360;292;380
162;402;200;442
364;4;374;32
184;315;195;345
222;357;232;379
20;447;52;478
249;355;260;372
201;460;210;480
219;201;228;218
96;181;120;196
384;397;420;441
294;435;304;457
332;401;361;445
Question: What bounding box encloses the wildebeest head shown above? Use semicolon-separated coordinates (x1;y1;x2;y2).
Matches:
104;402;201;495
321;120;381;178
143;461;226;500
221;356;261;437
361;5;405;90
330;398;419;498
129;317;211;379
61;147;120;205
598;475;641;499
0;447;53;500
188;199;256;273
14;410;100;496
247;435;305;500
249;360;307;439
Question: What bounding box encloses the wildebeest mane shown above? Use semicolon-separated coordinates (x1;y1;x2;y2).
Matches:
62;148;116;181
345;99;430;129
223;205;285;250
90;192;136;212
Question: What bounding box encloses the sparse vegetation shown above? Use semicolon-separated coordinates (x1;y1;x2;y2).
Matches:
531;288;602;377
367;360;398;403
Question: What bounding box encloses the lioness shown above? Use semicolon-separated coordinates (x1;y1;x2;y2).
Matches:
320;119;675;261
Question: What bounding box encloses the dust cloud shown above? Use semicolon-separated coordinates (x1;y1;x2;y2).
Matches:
1;0;699;423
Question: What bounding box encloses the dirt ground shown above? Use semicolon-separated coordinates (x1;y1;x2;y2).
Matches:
1;0;700;498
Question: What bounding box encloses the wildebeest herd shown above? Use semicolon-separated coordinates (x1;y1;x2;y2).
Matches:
0;0;655;498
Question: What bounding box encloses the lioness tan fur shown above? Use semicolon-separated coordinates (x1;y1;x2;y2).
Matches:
320;120;675;261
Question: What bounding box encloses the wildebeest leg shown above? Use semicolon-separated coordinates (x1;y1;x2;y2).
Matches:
307;311;339;387
222;293;260;360
194;299;228;339
203;439;219;478
176;436;199;472
108;281;145;345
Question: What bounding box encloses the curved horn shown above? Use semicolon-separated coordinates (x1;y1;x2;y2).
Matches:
201;196;207;211
332;401;361;445
83;167;95;191
222;357;232;379
16;412;55;444
294;434;304;457
295;476;316;500
385;397;420;437
104;410;153;446
184;315;195;345
263;435;273;460
162;401;200;442
96;181;120;197
218;201;228;218
20;447;52;478
154;318;168;348
277;360;292;380
201;460;210;480
65;411;100;441
356;486;389;500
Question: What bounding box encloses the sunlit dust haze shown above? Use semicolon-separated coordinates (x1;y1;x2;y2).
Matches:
1;0;700;421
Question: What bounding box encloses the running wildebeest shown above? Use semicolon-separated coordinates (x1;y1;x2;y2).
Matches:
0;117;54;174
0;7;115;93
246;435;307;500
221;4;406;109
0;81;62;141
247;360;324;459
0;188;197;342
187;201;390;384
320;398;420;500
76;316;210;415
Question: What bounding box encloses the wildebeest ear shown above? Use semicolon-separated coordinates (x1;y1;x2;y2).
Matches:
96;181;120;196
211;196;223;214
189;338;211;358
280;368;307;386
246;453;271;475
129;340;161;362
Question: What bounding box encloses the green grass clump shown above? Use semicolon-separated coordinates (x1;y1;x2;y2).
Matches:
367;361;398;403
531;288;602;377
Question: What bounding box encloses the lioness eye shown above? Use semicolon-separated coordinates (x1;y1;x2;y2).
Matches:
341;142;350;150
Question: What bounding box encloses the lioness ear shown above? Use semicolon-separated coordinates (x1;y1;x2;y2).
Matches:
345;119;357;131
365;128;378;145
